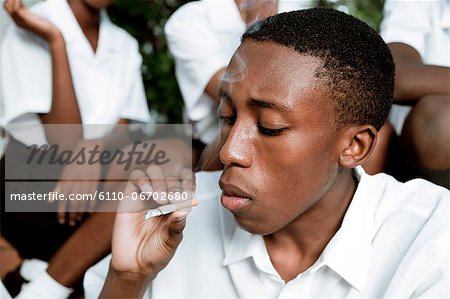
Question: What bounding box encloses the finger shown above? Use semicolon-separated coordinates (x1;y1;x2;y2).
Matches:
57;198;67;224
49;184;61;203
66;184;80;226
145;165;167;203
76;196;87;221
13;0;20;11
129;169;152;193
67;185;80;224
69;211;77;226
119;170;155;213
166;176;182;192
4;0;13;14
167;211;189;237
165;176;182;204
180;168;195;200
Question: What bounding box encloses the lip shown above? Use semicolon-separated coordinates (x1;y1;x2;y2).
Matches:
219;181;253;212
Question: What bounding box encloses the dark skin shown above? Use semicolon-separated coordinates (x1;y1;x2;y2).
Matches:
200;0;388;175
4;0;82;148
218;42;370;280
389;43;449;170
101;40;378;296
3;0;132;289
389;43;450;101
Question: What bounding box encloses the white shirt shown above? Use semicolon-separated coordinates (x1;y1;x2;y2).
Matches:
0;0;150;145
380;0;450;134
84;168;449;299
165;0;310;144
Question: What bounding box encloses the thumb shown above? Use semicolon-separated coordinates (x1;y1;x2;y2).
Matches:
167;211;189;236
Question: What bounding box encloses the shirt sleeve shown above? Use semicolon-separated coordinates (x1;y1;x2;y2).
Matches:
165;3;230;122
380;0;434;58
119;40;150;123
0;26;52;125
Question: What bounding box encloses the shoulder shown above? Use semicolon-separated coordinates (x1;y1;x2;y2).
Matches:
165;1;210;35
28;1;52;15
374;175;449;220
369;173;449;252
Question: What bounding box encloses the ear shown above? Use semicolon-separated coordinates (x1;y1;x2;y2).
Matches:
338;125;377;168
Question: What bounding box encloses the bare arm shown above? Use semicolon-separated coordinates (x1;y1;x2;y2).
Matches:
389;43;450;102
100;265;153;299
40;35;82;126
4;0;83;146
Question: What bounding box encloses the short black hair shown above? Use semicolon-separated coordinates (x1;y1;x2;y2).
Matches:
242;8;394;130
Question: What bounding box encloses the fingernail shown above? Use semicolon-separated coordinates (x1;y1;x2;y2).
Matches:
176;212;189;223
58;218;64;224
142;184;153;193
69;220;76;226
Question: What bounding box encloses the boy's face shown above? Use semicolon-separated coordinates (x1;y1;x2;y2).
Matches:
218;40;345;235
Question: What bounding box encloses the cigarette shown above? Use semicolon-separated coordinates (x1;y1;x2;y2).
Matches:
144;199;199;219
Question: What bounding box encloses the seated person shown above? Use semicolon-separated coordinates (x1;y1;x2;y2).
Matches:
1;0;149;297
87;9;448;298
166;0;393;174
165;0;310;163
380;0;450;188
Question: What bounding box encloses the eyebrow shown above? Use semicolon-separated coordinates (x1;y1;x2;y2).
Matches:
219;88;293;113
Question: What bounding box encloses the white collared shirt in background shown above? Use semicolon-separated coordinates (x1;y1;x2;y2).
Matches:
380;0;450;135
0;0;150;145
84;168;449;299
165;0;311;144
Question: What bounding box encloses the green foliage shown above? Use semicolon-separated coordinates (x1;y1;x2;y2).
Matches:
314;0;385;31
108;0;190;123
108;0;385;123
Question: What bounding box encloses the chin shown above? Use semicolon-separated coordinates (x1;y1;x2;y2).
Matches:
234;216;279;235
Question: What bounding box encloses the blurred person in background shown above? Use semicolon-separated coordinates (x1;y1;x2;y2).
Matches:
166;0;397;174
165;0;311;166
380;0;449;188
0;0;150;297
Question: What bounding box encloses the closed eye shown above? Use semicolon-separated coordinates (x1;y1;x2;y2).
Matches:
257;125;286;136
219;114;236;126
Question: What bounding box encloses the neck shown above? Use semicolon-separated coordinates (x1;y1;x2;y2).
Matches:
264;168;357;281
68;0;101;32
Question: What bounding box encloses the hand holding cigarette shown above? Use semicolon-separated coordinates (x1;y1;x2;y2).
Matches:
104;166;196;295
145;199;199;219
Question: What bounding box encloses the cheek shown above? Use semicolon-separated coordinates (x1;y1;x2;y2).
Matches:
246;136;338;228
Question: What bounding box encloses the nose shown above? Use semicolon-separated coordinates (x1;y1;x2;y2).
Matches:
219;120;253;168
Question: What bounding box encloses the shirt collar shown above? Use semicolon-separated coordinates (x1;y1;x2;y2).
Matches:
97;10;117;53
46;0;84;44
222;166;379;291
47;1;116;53
320;166;377;291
